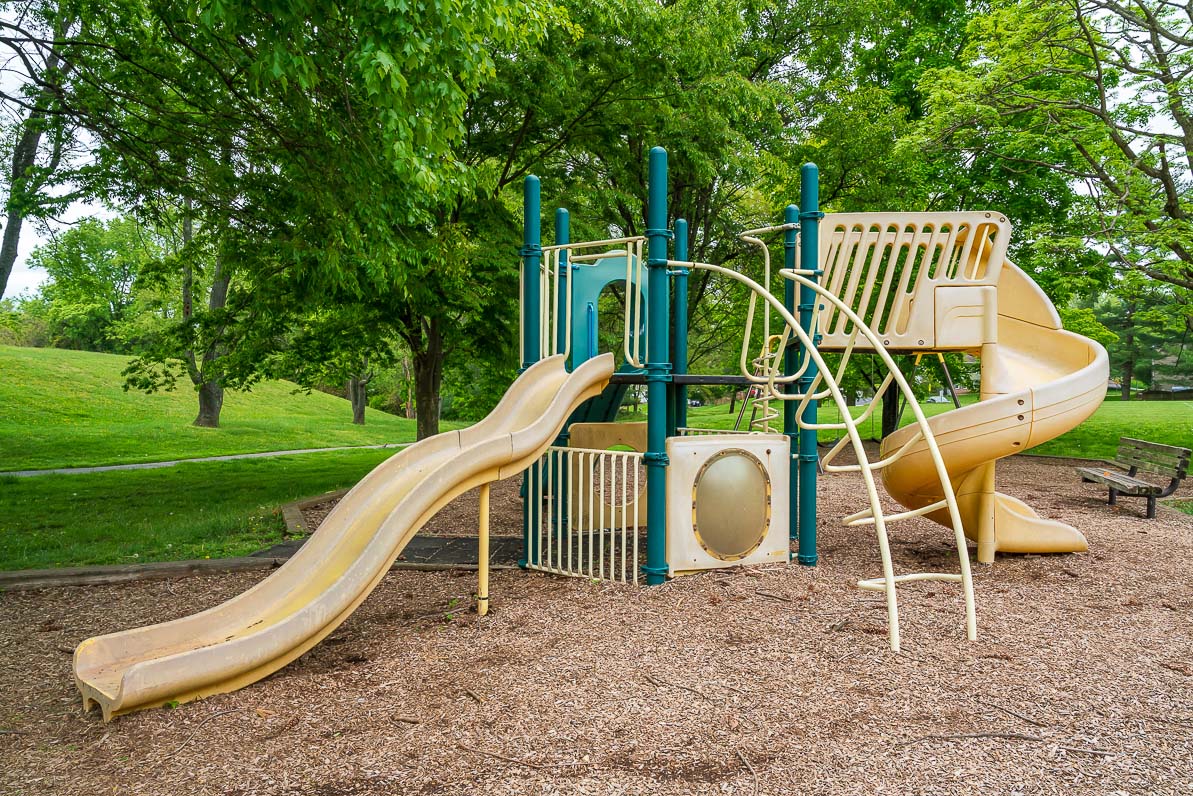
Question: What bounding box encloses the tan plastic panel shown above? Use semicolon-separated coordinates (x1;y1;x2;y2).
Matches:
817;212;1010;351
665;434;790;575
567;422;647;528
879;259;1108;561
74;353;615;720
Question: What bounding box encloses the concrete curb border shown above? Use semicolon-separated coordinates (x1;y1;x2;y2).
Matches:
0;488;522;592
280;489;351;537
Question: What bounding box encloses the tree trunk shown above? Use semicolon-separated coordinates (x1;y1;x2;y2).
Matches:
347;376;367;425
181;211;230;429
1121;311;1135;401
194;380;224;427
402;356;415;419
881;381;901;439
411;318;444;440
1121;359;1134;402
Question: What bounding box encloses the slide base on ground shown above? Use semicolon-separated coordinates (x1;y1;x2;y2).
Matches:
880;261;1108;562
74;353;615;720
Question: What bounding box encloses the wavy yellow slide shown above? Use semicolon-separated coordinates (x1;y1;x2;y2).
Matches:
881;262;1109;563
75;353;614;720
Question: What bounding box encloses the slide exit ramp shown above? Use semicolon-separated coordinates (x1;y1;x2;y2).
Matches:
74;353;614;720
812;213;1108;562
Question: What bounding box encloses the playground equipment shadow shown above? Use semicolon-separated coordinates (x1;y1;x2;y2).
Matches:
2;454;1190;795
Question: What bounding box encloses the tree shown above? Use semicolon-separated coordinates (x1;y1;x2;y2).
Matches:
2;0;557;428
27;215;159;351
920;0;1193;293
0;0;82;299
1093;275;1192;398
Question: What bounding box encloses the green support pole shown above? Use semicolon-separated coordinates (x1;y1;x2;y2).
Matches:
797;164;822;566
643;147;671;586
782;205;799;550
520;176;542;570
672;218;690;433
552;207;572;533
555;208;570;364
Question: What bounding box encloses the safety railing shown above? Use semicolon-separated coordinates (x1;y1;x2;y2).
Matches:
524;446;643;585
520;237;647;368
817;212;1009;350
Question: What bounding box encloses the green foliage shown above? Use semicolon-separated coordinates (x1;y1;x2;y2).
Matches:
1058;307;1116;349
918;0;1193;294
27;215;165;352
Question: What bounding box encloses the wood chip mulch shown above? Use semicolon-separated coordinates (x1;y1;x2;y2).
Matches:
2;454;1191;795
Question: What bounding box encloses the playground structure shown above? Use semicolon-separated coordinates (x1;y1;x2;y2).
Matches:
72;147;1108;721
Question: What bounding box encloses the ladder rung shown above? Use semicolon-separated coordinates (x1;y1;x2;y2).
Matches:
843;499;949;527
857;572;963;592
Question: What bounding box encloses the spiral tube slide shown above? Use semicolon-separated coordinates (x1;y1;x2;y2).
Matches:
880;262;1109;562
74;354;614;720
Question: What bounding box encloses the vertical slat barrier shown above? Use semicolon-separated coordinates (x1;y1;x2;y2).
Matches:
524;447;644;585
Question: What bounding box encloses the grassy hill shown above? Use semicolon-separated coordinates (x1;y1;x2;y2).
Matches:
0;345;440;470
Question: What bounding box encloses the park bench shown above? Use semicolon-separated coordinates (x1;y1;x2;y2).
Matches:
1076;437;1191;519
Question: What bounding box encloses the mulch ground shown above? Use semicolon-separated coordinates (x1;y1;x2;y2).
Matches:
2;455;1191;795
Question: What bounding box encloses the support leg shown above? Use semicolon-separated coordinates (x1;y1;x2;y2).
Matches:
1147;495;1156;519
477;483;490;616
1108;488;1117;506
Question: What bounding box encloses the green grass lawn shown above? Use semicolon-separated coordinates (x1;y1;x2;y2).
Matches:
677;393;1192;460
0;345;443;470
0;448;396;570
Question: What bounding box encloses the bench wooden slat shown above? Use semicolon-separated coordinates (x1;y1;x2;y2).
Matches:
1121;437;1192;456
1115;451;1189;476
1077;467;1164;495
1115;442;1190;465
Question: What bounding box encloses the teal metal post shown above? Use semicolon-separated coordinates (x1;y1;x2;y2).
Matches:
782;205;799;549
555;208;570;363
796;165;822;566
643;147;672;586
520;176;542;570
551;207;572;533
672;218;690;433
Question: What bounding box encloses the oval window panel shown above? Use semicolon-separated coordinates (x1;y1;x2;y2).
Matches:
692;449;770;561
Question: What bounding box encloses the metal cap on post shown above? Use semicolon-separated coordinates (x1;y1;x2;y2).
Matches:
643;146;672;586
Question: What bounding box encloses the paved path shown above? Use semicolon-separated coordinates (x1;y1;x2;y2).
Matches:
0;443;409;478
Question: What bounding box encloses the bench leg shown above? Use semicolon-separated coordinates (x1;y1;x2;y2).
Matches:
1147;496;1156;519
1108;488;1117;506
